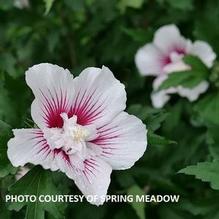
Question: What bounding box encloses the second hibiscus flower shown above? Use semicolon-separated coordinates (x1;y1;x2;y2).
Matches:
135;24;216;108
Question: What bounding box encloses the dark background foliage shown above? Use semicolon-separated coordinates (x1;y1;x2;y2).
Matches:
0;0;219;218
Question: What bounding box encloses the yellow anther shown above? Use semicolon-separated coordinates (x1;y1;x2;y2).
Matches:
72;127;88;142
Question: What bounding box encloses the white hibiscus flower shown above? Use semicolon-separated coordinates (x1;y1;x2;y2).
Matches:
135;24;216;108
7;64;147;205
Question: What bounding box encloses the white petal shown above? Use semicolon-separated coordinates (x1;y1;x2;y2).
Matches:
25;63;75;129
190;40;216;68
154;24;190;54
56;155;112;206
90;112;147;170
151;75;178;108
152;74;168;90
177;81;209;101
7;129;58;171
151;90;171;108
163;60;190;74
69;66;126;128
135;43;164;75
151;80;209;108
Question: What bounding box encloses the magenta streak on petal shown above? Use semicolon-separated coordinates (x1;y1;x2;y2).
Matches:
87;158;100;167
93;135;120;142
99;146;116;150
71;89;81;115
162;47;187;67
91;129;120;144
40;90;59;127
162;56;172;66
71;91;97;124
77;89;97;117
82;95;104;117
84;163;96;173
98;126;119;133
101;151;113;157
29;131;46;143
85;104;107;123
83;160;97;182
69;88;106;125
83;110;103;124
34;139;47;147
39;88;68;128
47;88;66;128
24;132;51;158
81;101;106;124
74;89;88;117
95;128;120;139
84;159;97;168
55;88;68;126
53;148;71;166
42;146;51;158
58;88;67;113
37;142;49;154
78;89;98;115
84;167;96;178
175;47;186;55
30;130;72;166
90;125;120;156
31;129;44;135
82;170;91;183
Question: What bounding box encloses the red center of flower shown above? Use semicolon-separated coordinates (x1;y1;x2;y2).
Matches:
162;47;186;66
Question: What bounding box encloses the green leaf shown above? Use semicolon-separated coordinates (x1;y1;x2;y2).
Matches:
183;55;209;72
179;161;219;190
194;92;219;126
0;86;17;124
43;0;55;15
207;126;219;160
0;120;11;135
127;185;145;219
158;71;193;90
166;0;194;10
8;166;66;219
0;120;16;178
117;0;144;13
122;27;152;43
128;104;168;131
158;55;209;90
210;62;219;88
158;71;205;90
146;110;169;131
127;104;150;121
25;204;45;219
0;195;11;219
194;0;219;54
158;206;188;219
0;53;17;78
116;171;136;188
148;132;177;147
72;203;107;219
0;0;14;10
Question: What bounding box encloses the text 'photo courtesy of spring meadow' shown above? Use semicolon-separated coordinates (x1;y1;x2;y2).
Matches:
0;0;219;219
